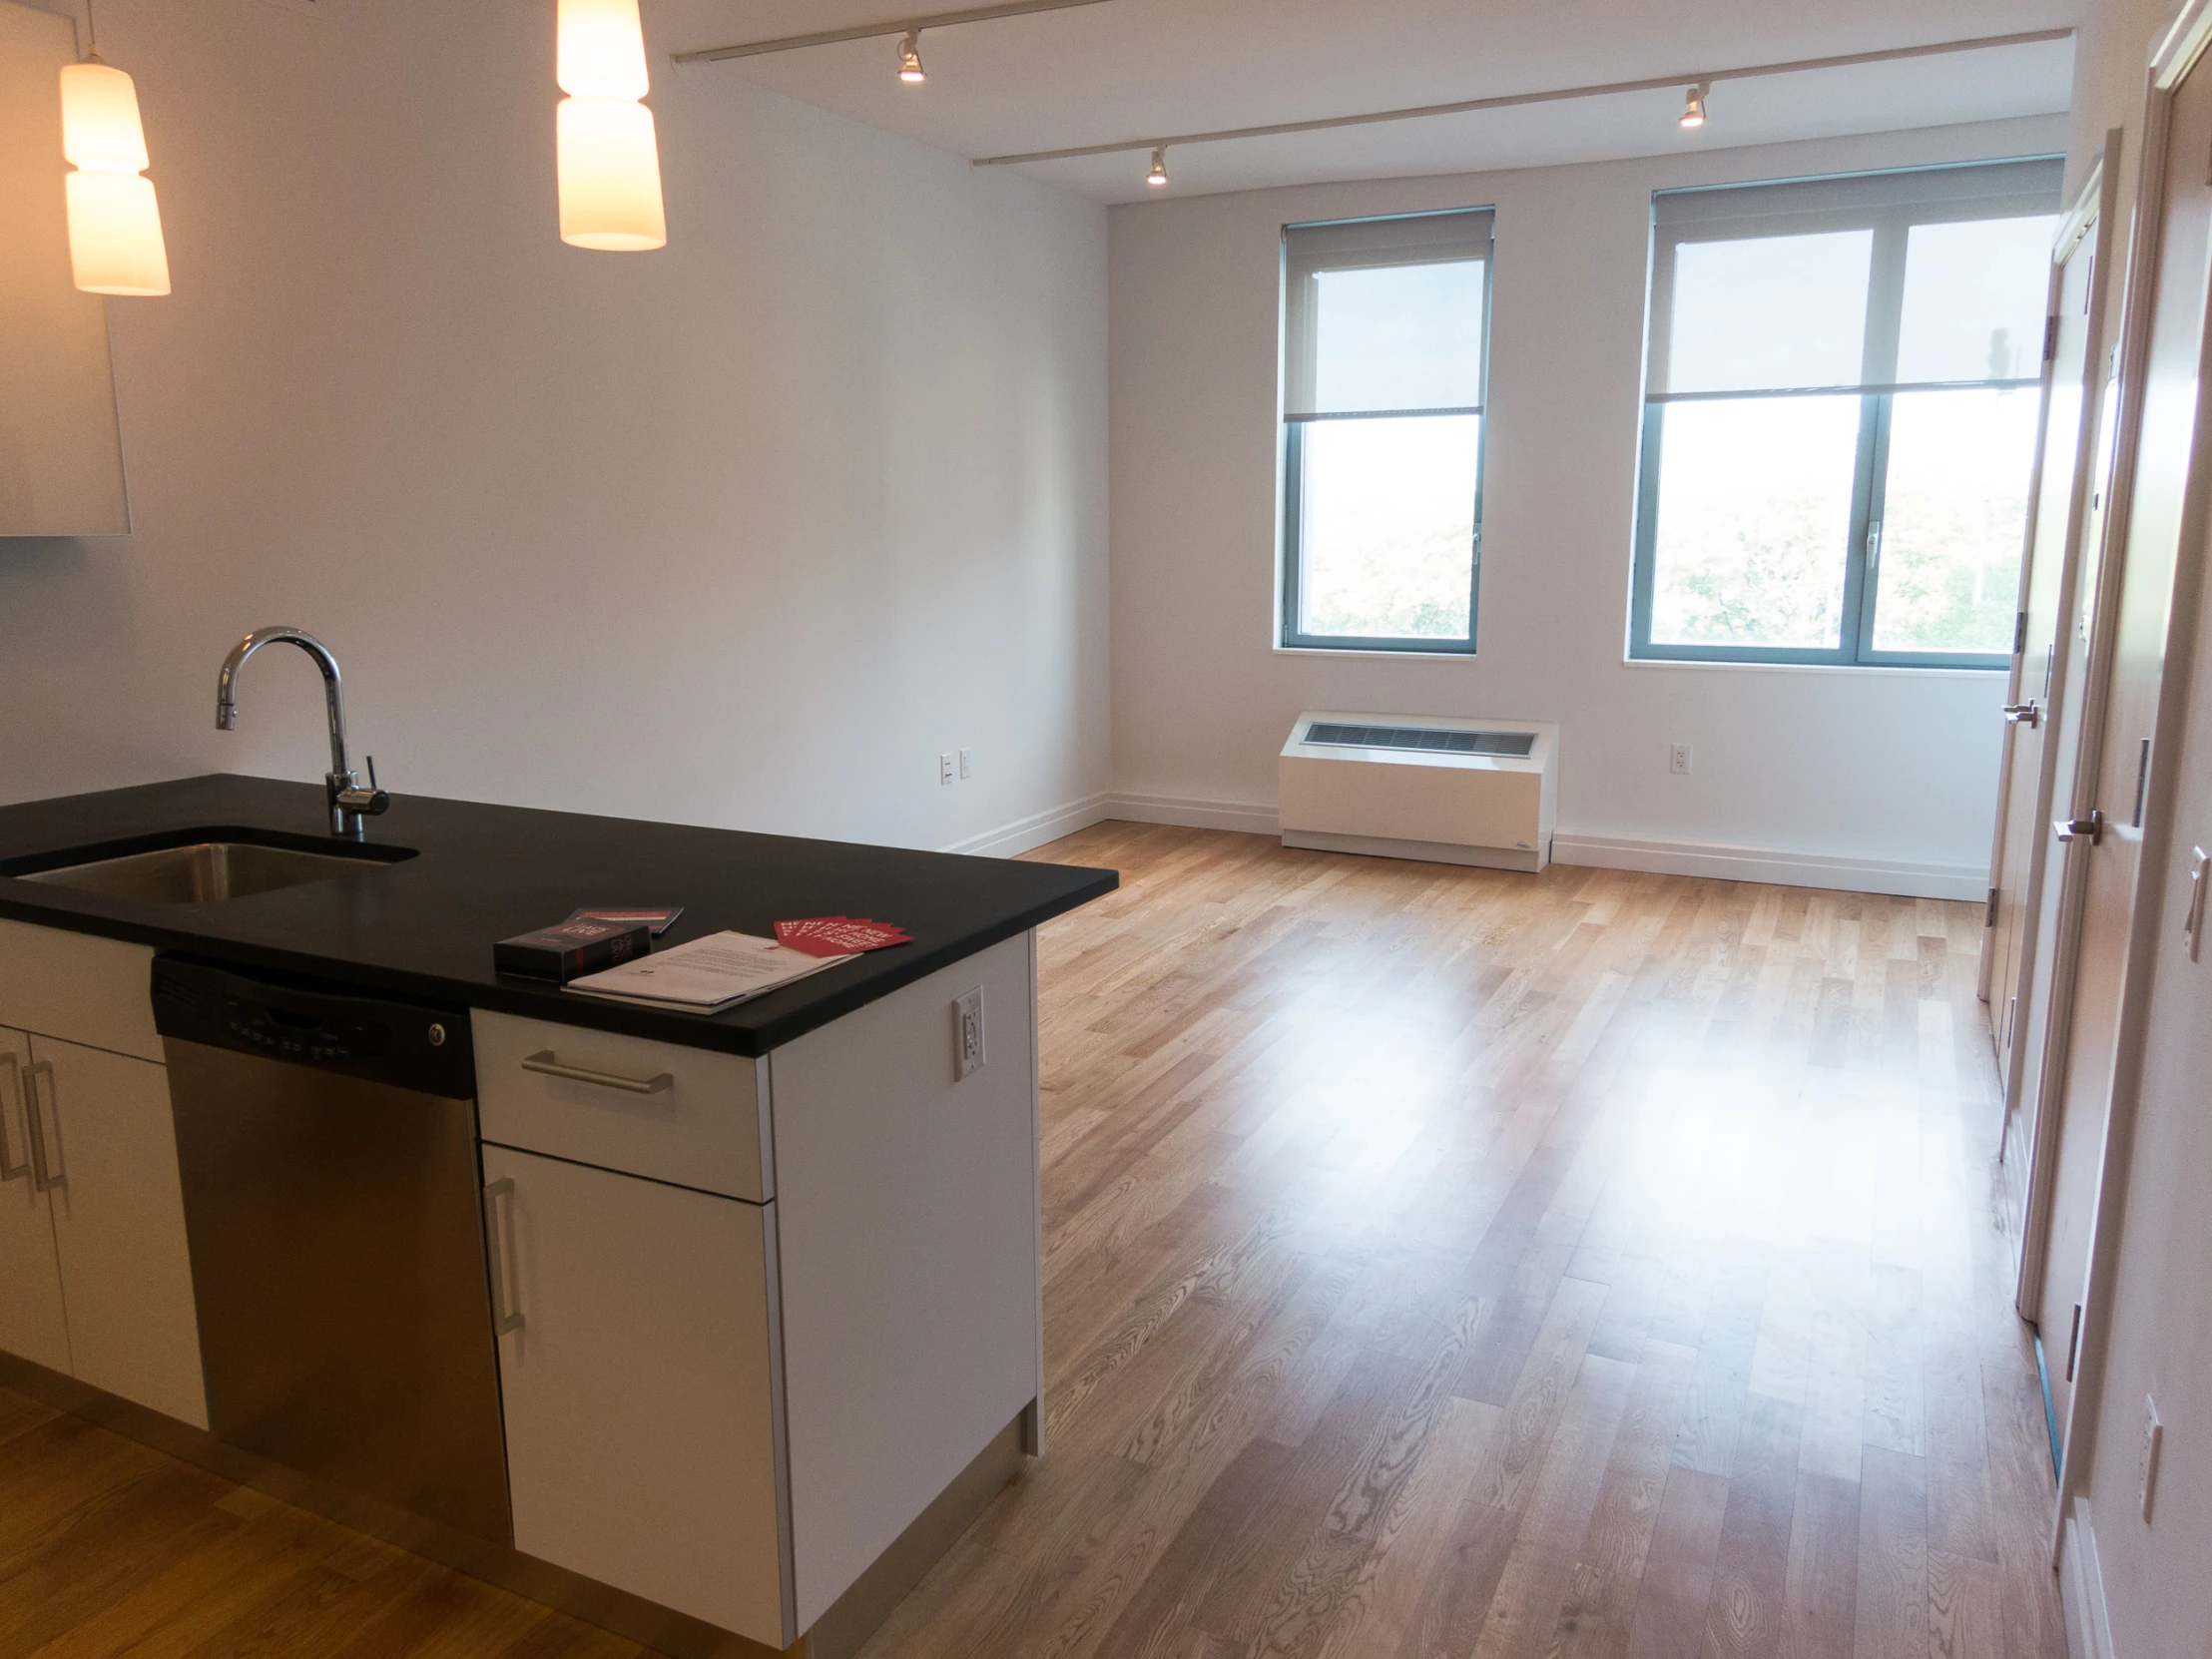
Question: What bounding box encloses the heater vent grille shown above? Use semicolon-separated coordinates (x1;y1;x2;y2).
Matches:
1304;723;1535;758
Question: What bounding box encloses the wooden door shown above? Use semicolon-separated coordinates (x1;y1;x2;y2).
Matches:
1987;156;2119;1230
0;1024;70;1375
483;1143;786;1646
2025;49;2212;1439
32;1034;207;1428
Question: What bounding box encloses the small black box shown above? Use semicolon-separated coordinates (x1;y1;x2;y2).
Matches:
495;916;652;983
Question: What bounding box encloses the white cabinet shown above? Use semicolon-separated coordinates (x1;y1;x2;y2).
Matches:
34;1033;208;1427
0;1024;70;1375
0;920;206;1429
483;1143;785;1646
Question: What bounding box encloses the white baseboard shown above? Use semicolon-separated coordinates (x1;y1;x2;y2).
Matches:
1003;795;1988;902
938;792;1115;858
1549;830;1987;901
1101;792;1281;835
2059;1499;2117;1659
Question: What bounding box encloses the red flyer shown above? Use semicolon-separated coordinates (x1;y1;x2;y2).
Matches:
775;916;913;958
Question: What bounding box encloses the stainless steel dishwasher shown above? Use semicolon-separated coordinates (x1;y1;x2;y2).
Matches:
152;956;512;1545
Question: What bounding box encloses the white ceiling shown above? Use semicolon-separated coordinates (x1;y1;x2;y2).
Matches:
648;0;2079;203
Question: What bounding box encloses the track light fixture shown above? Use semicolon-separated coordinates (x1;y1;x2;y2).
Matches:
897;29;925;83
1146;145;1168;188
1679;83;1708;128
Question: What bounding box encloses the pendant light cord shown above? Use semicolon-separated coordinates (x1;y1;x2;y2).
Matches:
84;0;101;60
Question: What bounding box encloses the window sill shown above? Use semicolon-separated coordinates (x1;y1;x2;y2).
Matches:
1274;645;1478;660
1620;655;2007;678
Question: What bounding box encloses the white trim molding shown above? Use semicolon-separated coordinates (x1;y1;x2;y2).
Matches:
2059;1500;2118;1659
938;793;1114;858
1549;830;1988;900
1101;792;1282;835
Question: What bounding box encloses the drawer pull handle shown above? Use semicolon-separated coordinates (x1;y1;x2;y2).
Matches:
483;1177;525;1337
520;1050;673;1095
0;1054;27;1183
24;1060;64;1193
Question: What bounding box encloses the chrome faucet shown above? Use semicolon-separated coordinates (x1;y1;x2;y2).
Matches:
216;627;389;838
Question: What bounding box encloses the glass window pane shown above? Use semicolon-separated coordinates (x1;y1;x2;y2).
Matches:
1648;396;1862;650
1664;232;1873;394
1871;387;2040;655
1895;216;2059;384
1298;414;1480;639
1311;261;1484;413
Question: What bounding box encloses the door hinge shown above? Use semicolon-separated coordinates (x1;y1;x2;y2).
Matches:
1985;887;1999;928
2043;313;2061;361
2014;609;2029;656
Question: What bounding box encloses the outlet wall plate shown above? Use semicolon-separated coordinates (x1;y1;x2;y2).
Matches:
938;752;955;786
953;987;985;1080
1669;743;1693;776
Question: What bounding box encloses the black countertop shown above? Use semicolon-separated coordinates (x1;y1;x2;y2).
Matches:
0;776;1116;1056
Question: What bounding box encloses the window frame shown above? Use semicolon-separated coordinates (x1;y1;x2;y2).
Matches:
1278;209;1495;656
1628;160;2061;672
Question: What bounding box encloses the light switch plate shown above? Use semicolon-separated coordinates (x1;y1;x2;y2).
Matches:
953;988;985;1080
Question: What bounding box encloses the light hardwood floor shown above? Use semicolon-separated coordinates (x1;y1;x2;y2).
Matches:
0;824;2067;1659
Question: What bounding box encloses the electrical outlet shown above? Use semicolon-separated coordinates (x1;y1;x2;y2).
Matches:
2141;1395;2163;1521
1670;743;1693;776
953;987;985;1080
959;748;972;781
938;752;955;786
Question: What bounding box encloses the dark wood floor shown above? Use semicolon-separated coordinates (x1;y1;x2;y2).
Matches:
0;824;2067;1659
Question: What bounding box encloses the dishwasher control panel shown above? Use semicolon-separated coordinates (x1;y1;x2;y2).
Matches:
152;955;475;1098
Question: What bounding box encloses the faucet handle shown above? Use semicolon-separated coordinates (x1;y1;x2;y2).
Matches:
331;756;390;820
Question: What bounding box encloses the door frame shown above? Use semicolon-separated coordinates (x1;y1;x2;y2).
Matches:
2044;0;2212;1548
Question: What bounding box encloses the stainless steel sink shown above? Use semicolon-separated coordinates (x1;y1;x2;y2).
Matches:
13;840;407;904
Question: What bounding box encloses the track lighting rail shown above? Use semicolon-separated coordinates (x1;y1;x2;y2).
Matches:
672;0;1111;65
967;25;2073;167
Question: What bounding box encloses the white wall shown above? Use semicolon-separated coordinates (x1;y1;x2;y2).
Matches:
0;0;1108;857
1107;115;2068;897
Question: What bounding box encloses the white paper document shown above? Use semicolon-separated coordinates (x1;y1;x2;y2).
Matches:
565;930;854;1014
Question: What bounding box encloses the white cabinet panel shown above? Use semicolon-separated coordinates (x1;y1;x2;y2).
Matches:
474;1010;770;1202
769;932;1040;1631
484;1144;785;1645
34;1034;207;1428
0;1025;70;1375
0;919;161;1062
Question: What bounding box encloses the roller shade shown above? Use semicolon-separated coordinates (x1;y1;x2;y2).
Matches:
1647;157;2062;398
1284;209;1492;418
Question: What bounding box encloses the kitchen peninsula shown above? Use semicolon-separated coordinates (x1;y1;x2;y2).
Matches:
0;774;1115;1659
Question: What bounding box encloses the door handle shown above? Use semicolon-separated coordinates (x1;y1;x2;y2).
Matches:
23;1060;64;1193
0;1054;27;1182
520;1050;672;1095
2003;702;2041;728
2055;810;2106;845
483;1177;525;1337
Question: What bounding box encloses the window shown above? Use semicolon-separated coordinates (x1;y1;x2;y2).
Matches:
1631;159;2061;668
1280;209;1493;653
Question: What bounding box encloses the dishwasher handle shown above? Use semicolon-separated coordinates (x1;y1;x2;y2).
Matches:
483;1177;524;1336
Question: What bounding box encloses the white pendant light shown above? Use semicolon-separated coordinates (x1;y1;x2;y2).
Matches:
59;20;171;296
556;0;667;251
1679;83;1708;129
897;29;925;84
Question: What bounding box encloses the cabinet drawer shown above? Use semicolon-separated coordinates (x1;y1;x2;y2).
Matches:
0;918;161;1062
473;1011;770;1202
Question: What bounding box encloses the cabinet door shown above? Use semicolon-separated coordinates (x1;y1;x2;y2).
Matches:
32;1034;208;1428
483;1144;785;1645
0;1025;70;1374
